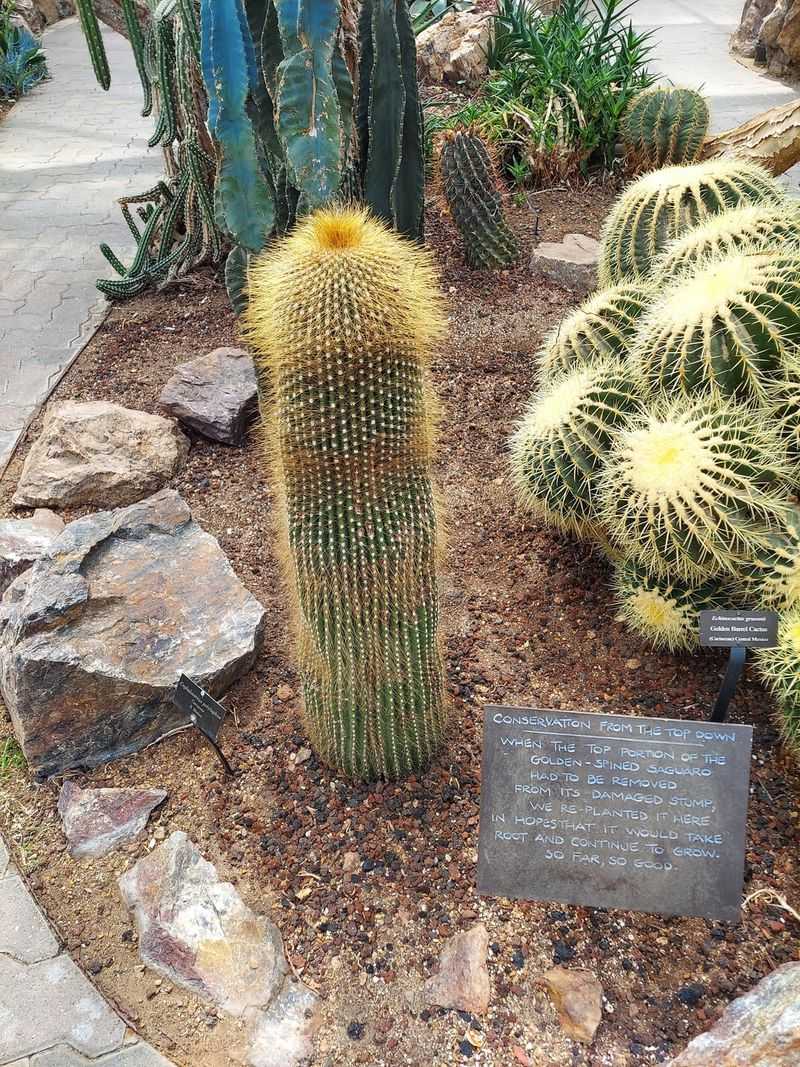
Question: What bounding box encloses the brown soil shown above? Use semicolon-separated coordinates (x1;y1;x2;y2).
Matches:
1;188;798;1067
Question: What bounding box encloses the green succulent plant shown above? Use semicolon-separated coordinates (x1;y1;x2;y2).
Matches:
756;608;800;752
598;158;785;286
612;557;727;652
510;359;641;537
733;507;800;611
631;247;800;404
599;395;795;580
538;282;652;381
620;85;709;168
245;206;447;781
438;127;519;269
654;203;800;279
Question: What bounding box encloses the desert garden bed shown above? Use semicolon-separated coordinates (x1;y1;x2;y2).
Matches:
0;188;798;1067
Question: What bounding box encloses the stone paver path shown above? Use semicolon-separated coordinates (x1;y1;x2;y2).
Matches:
0;16;160;476
634;0;800;187
0;835;174;1066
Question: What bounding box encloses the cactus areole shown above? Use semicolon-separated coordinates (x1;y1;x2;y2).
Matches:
245;207;447;780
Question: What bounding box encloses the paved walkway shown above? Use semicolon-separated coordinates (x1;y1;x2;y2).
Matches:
634;0;800;187
0;834;173;1066
0;16;160;475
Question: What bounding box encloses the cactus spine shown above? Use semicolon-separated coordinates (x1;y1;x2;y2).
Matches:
538;282;652;381
599;396;794;580
631;248;800;403
245;206;446;780
621;86;709;168
598;158;785;285
756;609;800;752
510;360;641;536
734;507;800;610
654;203;800;279
612;558;727;652
439;128;519;270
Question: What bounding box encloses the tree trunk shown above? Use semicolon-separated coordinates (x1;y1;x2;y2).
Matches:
702;96;800;175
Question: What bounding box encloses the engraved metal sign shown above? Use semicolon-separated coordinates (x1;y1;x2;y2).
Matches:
173;675;235;775
699;610;779;649
478;707;753;921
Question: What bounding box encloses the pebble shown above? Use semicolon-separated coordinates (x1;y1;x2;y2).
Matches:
276;684;295;701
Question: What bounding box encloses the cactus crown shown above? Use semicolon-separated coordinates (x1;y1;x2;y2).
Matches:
510;359;641;536
599;396;795;579
621;85;709;168
598;158;785;286
438;127;519;270
631;247;800;403
654;203;800;278
538;282;652;381
245;206;447;780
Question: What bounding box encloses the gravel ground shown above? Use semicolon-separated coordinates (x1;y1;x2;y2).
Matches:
0;187;798;1067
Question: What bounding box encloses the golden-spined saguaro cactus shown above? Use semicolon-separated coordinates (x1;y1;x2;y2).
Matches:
245;206;447;780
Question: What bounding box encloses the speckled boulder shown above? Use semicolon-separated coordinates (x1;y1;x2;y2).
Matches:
159;347;258;445
0;509;63;595
0;490;266;777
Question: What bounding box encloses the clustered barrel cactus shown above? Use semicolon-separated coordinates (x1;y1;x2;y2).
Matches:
620;85;709;169
245;206;446;780
438;128;519;269
510;146;800;753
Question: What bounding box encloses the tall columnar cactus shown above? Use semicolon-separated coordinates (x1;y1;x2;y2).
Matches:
598;158;785;286
245;206;446;780
538;282;652;381
654;203;800;279
438;128;519;270
599;396;795;580
631;248;800;404
735;507;800;611
509;360;641;537
756;608;800;752
612;558;727;652
620;85;709;169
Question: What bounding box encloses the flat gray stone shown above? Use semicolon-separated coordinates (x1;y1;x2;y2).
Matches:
0;875;59;963
58;781;168;859
530;234;600;296
0;509;64;596
0;954;126;1061
159;347;258;446
0;489;266;777
31;1041;175;1065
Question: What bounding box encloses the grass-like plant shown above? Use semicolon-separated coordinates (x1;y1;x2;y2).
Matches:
612;558;727;652
538;281;652;381
599;396;795;580
510;359;641;536
631;248;800;404
598;158;785;285
756;608;800;752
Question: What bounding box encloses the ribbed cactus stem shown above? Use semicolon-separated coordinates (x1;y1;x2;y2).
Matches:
632;248;800;403
509;359;641;537
756;609;800;752
245;206;447;780
735;507;800;610
621;86;709;168
598;158;786;285
539;282;652;381
439;128;519;270
599;396;795;580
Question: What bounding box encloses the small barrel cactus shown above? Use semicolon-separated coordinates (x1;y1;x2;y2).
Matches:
756;608;800;752
598;158;785;286
509;359;641;537
538;282;652;381
439;128;519;270
654;203;800;279
245;206;447;780
631;247;800;404
612;558;728;652
621;85;709;169
734;507;800;610
599;396;794;580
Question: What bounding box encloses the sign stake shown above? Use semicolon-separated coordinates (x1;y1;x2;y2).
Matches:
710;646;747;724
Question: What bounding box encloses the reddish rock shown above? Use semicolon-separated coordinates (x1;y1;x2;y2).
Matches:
423;923;490;1014
541;967;603;1044
57;781;167;859
666;962;800;1065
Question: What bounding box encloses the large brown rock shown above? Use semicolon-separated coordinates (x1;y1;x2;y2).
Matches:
423;923;490;1014
731;0;800;73
731;0;775;56
0;490;266;777
159;347;258;445
13;401;189;510
416;10;491;89
666;962;800;1065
